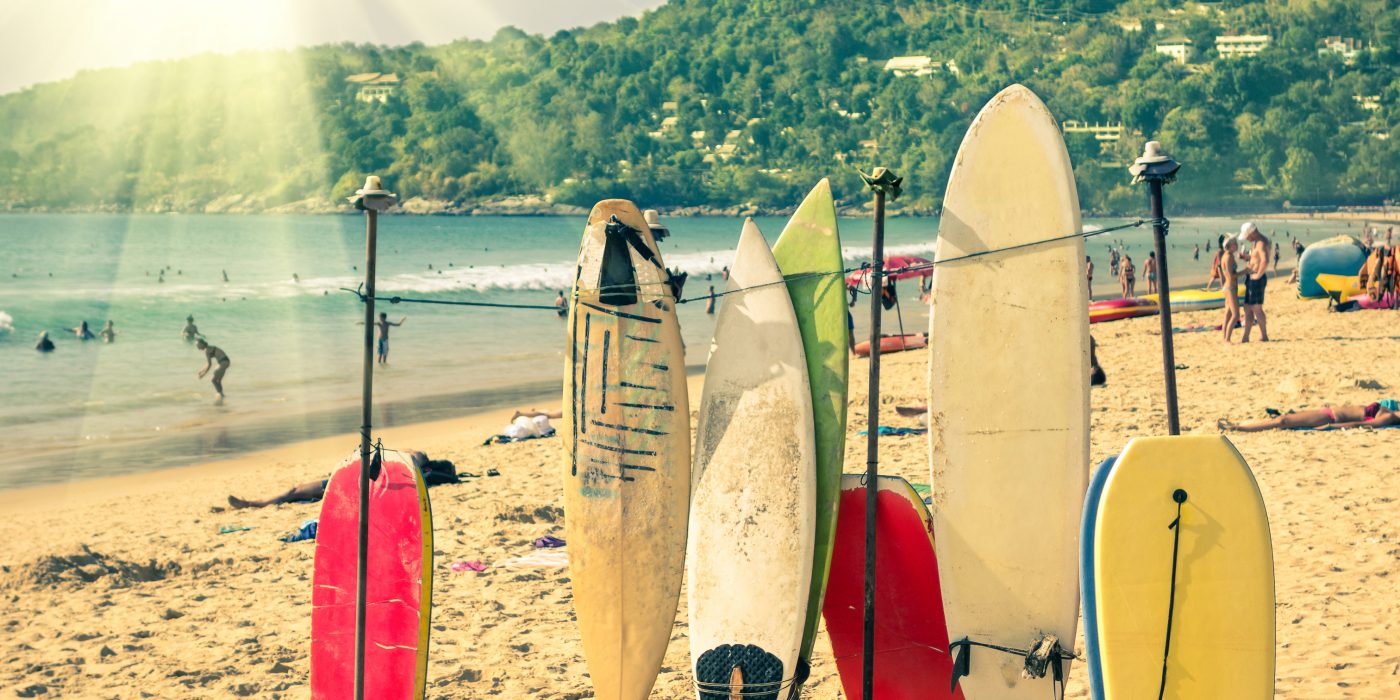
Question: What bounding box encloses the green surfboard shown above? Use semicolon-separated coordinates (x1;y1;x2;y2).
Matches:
772;178;848;686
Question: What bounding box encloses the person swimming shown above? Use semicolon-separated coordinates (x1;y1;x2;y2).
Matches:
99;320;117;343
35;331;55;353
69;321;95;340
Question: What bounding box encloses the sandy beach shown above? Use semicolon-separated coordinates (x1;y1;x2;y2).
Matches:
3;281;1398;699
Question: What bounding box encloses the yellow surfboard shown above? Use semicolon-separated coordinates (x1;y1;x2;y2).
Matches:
1090;435;1275;699
563;200;690;700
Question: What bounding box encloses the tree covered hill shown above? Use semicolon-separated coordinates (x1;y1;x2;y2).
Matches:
1;0;1397;214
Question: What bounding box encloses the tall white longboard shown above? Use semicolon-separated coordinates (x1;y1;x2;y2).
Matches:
928;84;1089;699
689;219;815;699
563;200;690;700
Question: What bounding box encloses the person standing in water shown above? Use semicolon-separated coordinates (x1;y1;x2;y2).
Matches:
1119;255;1136;298
70;321;96;340
182;315;200;341
705;285;717;314
368;312;406;364
35;331;55;352
195;339;231;403
554;291;567;318
99;321;117;343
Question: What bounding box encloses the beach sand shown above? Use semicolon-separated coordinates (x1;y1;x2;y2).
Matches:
2;282;1398;698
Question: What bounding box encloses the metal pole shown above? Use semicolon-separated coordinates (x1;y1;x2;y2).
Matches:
862;187;885;700
354;207;378;700
1147;181;1180;435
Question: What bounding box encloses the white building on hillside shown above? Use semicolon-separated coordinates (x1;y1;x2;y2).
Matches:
1215;35;1270;59
1155;39;1194;65
345;73;399;103
883;56;959;77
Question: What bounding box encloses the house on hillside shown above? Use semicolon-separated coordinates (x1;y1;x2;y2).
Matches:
1215;35;1270;59
1318;36;1365;64
1154;38;1194;65
345;73;399;103
883;56;959;77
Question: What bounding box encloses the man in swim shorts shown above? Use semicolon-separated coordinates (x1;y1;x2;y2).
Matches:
195;338;231;403
369;312;407;364
1239;222;1270;342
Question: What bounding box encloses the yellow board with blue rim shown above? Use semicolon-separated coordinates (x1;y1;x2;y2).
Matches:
1092;435;1274;699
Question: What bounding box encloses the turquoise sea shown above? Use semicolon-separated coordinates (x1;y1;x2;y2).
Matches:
0;211;1359;488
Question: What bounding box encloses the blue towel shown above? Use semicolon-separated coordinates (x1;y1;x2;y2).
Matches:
280;518;318;543
857;426;928;436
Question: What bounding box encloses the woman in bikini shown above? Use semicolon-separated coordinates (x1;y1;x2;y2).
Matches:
1220;237;1240;343
1119;255;1136;298
1218;400;1400;432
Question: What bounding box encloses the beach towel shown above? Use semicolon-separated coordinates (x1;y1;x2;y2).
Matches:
856;426;928;436
280;519;318;543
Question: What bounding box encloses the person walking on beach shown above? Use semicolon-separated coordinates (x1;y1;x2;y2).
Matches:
706;285;717;314
1219;237;1241;343
1294;238;1304;259
35;331;55;353
182;315;199;342
367;312;407;364
1272;242;1280;273
1193;243;1200;261
554;291;567;318
1119;255;1135;298
195;339;230;403
1239;222;1270;342
99;320;117;343
1144;252;1158;294
70;321;95;340
1109;248;1120;277
1085;256;1094;300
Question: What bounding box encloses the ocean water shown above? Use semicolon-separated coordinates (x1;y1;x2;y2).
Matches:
0;212;1359;488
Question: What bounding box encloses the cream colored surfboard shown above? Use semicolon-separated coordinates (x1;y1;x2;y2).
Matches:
563;200;690;700
688;219;816;699
927;84;1089;699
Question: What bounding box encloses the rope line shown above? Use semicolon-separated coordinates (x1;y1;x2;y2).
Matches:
339;218;1159;311
1157;489;1189;700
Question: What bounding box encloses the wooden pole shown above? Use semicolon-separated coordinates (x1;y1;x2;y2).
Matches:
354;207;378;700
1147;180;1181;435
862;184;885;700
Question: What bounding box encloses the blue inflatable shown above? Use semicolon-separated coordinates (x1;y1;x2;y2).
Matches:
1298;236;1366;298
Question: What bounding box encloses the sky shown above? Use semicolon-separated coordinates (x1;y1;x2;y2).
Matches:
0;0;668;96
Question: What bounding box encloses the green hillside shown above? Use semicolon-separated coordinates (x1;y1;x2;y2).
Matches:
1;0;1397;213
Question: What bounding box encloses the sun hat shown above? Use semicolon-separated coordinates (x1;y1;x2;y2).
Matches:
1238;222;1258;242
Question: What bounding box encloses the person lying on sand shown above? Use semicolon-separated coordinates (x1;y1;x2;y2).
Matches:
484;409;563;444
1218;400;1400;432
227;450;459;509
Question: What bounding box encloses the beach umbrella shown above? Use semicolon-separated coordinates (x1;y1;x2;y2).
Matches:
846;254;931;288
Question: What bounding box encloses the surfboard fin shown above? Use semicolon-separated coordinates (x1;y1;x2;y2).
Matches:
950;637;970;692
727;666;743;700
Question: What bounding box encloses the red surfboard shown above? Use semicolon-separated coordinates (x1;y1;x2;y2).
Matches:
853;333;927;357
821;475;963;699
311;450;433;699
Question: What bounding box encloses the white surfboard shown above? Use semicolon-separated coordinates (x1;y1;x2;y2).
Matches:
688;219;816;699
927;84;1089;699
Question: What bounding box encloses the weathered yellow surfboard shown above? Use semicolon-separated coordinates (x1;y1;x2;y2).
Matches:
563;200;690;700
